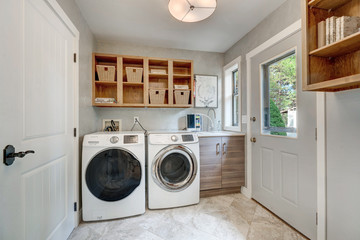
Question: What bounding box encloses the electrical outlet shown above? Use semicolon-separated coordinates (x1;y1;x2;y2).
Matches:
134;117;139;123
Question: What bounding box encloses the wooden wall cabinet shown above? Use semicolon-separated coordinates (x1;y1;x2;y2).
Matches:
302;0;360;91
92;53;194;108
199;136;245;197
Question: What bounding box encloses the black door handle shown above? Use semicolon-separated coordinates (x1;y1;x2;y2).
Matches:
3;145;35;166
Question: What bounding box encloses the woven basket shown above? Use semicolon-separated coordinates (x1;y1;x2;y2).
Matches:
126;67;143;83
96;65;116;82
149;89;166;104
174;90;190;105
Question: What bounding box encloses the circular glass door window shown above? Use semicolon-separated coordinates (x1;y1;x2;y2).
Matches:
86;148;141;202
153;145;197;191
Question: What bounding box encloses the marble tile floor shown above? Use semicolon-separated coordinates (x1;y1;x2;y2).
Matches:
69;193;307;240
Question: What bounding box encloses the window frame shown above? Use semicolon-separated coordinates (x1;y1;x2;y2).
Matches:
223;56;242;132
260;47;298;139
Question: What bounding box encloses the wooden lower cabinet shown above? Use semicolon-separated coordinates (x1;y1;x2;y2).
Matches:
199;136;245;197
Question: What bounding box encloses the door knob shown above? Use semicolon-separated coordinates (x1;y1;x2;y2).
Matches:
250;137;257;143
250;117;256;122
3;145;35;166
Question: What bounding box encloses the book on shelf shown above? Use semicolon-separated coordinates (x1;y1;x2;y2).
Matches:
323;16;360;47
318;20;326;48
326;18;330;45
340;16;360;39
336;18;342;42
329;16;337;44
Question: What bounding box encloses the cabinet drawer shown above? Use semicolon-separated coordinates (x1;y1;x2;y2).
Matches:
200;164;221;190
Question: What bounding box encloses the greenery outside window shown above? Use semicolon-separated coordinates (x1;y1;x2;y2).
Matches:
261;49;297;138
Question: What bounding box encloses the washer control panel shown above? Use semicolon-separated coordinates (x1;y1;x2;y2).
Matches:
124;135;138;144
110;136;119;144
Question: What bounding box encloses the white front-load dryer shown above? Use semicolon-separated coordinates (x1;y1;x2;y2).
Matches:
82;132;145;221
147;131;200;209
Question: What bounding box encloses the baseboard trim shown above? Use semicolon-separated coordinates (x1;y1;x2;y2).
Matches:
200;187;241;198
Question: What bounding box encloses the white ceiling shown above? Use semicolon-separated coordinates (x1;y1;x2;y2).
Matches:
75;0;287;53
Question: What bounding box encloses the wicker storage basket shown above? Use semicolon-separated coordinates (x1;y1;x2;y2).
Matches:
174;90;190;105
126;67;143;83
96;65;116;82
149;89;166;104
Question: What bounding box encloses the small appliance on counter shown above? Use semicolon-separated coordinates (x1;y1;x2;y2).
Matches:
186;114;202;131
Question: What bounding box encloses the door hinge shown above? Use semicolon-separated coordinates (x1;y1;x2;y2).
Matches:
316;212;318;225
74;128;77;137
74;202;77;212
73;53;77;63
315;128;317;141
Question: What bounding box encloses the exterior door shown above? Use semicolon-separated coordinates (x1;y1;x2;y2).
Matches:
250;31;317;239
0;0;77;239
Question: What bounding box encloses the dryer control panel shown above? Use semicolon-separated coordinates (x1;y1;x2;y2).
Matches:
149;133;198;145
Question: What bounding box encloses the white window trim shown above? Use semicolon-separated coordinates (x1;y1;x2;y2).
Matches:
223;56;242;132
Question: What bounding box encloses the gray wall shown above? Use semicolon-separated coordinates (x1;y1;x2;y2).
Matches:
56;0;97;138
326;90;360;240
94;41;224;132
224;0;301;130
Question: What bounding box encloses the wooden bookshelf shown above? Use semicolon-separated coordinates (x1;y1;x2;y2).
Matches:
92;53;193;107
302;0;360;92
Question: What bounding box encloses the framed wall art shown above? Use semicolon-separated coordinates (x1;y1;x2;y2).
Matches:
194;74;218;108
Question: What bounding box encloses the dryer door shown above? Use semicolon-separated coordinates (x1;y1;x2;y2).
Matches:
86;148;141;202
152;145;197;191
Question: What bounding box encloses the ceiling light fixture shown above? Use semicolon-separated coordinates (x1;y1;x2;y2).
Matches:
168;0;217;23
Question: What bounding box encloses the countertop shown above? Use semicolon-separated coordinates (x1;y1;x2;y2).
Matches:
196;131;246;138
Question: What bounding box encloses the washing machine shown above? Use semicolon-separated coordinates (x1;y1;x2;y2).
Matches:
147;131;200;209
82;132;145;221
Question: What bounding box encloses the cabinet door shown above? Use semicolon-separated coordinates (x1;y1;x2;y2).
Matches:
221;136;245;188
199;137;222;190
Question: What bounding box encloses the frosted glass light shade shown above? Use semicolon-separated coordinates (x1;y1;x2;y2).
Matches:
168;0;217;22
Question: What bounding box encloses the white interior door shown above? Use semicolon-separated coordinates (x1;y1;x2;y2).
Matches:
0;0;77;239
250;31;317;239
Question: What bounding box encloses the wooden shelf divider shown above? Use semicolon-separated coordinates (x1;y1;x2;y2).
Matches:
309;32;360;57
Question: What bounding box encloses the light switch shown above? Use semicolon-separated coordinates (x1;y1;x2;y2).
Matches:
242;115;247;124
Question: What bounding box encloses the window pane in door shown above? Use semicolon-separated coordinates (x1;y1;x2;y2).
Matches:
261;50;297;138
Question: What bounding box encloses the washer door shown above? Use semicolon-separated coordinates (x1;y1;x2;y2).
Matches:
152;145;197;191
86;148;141;202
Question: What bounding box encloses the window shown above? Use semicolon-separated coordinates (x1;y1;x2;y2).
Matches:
223;56;241;132
232;69;239;126
261;49;297;138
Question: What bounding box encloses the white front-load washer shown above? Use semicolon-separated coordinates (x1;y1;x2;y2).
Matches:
147;131;200;209
82;132;145;221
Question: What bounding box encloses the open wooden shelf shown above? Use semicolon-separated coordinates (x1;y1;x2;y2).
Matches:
149;73;168;77
307;74;360;91
309;32;360;57
149;88;168;90
123;82;144;86
173;74;192;78
308;0;352;10
93;53;193;107
93;102;119;107
302;0;360;92
95;81;117;85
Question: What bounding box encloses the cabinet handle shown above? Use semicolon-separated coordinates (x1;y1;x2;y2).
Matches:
223;143;226;155
216;143;220;155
